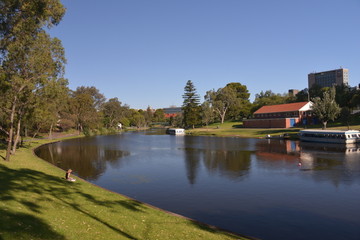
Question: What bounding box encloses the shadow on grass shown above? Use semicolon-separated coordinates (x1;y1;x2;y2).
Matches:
0;164;139;239
188;219;251;240
0;209;65;240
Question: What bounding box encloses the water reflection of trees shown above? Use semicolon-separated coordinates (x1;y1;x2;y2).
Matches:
202;149;252;180
35;139;129;180
183;136;252;184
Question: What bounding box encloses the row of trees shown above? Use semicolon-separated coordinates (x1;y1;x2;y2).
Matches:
181;80;252;128
0;0;166;161
181;80;360;129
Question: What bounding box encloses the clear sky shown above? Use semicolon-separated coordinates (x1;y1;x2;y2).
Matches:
50;0;360;109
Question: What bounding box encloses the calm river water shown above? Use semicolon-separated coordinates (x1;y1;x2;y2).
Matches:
35;130;360;240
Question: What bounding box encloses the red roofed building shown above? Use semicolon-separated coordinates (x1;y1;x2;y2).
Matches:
163;107;182;118
243;102;313;128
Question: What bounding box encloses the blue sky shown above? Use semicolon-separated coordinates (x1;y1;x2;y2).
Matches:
50;0;360;109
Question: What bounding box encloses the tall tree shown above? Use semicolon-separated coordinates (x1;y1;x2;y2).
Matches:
144;106;154;126
311;87;341;129
205;83;250;124
0;0;66;161
130;110;146;128
74;86;105;111
182;80;201;128
225;82;251;120
68;87;104;133
25;78;69;140
102;97;127;129
201;101;214;127
339;107;352;130
153;109;166;123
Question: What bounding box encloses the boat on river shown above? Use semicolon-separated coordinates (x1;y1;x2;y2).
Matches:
299;129;360;144
166;128;185;135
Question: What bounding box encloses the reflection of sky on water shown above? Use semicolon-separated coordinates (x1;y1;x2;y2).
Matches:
35;131;360;240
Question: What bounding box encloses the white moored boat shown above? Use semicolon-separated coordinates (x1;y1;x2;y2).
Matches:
166;128;185;135
299;129;360;144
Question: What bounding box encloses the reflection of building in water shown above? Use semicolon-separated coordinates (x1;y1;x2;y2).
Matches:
256;140;300;163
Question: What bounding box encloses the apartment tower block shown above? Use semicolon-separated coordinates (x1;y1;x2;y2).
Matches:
308;68;349;89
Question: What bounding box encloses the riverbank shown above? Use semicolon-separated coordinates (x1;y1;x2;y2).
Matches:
0;137;249;240
186;121;360;139
186;121;301;139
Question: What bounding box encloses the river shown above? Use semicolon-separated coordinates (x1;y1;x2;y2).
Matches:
35;130;360;240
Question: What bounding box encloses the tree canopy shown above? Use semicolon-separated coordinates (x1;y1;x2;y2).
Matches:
311;87;341;129
182;80;201;128
0;0;66;161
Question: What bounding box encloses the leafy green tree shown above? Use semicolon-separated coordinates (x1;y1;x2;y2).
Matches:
293;88;310;102
205;84;248;124
0;0;66;161
311;87;341;129
201;101;214;127
102;97;127;129
182;80;201;128
153;109;166;123
68;87;104;133
130;110;146;128
339;107;352;130
144;106;154;126
75;86;105;110
27;78;69;139
225;83;251;120
309;84;329;100
334;84;359;109
350;90;360;109
171;114;183;128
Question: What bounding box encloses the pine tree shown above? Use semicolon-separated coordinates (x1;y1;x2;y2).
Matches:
182;80;201;128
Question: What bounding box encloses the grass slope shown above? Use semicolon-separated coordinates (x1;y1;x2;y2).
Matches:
187;121;300;138
0;138;248;240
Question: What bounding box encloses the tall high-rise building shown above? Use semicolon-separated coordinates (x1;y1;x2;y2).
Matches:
308;68;349;89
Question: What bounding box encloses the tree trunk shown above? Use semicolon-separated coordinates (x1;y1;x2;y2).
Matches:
12;118;22;154
5;102;16;161
322;121;327;129
216;108;226;124
49;123;53;139
5;126;14;161
220;114;225;124
30;129;40;143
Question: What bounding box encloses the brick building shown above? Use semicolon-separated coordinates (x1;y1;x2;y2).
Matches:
243;102;313;128
163;107;182;118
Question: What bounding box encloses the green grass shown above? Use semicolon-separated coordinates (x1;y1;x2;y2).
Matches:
0;138;248;240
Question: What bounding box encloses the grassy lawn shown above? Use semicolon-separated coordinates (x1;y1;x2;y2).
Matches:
187;121;301;138
0;138;248;240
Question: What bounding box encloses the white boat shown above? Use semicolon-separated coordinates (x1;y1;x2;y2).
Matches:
299;129;360;144
166;128;185;135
